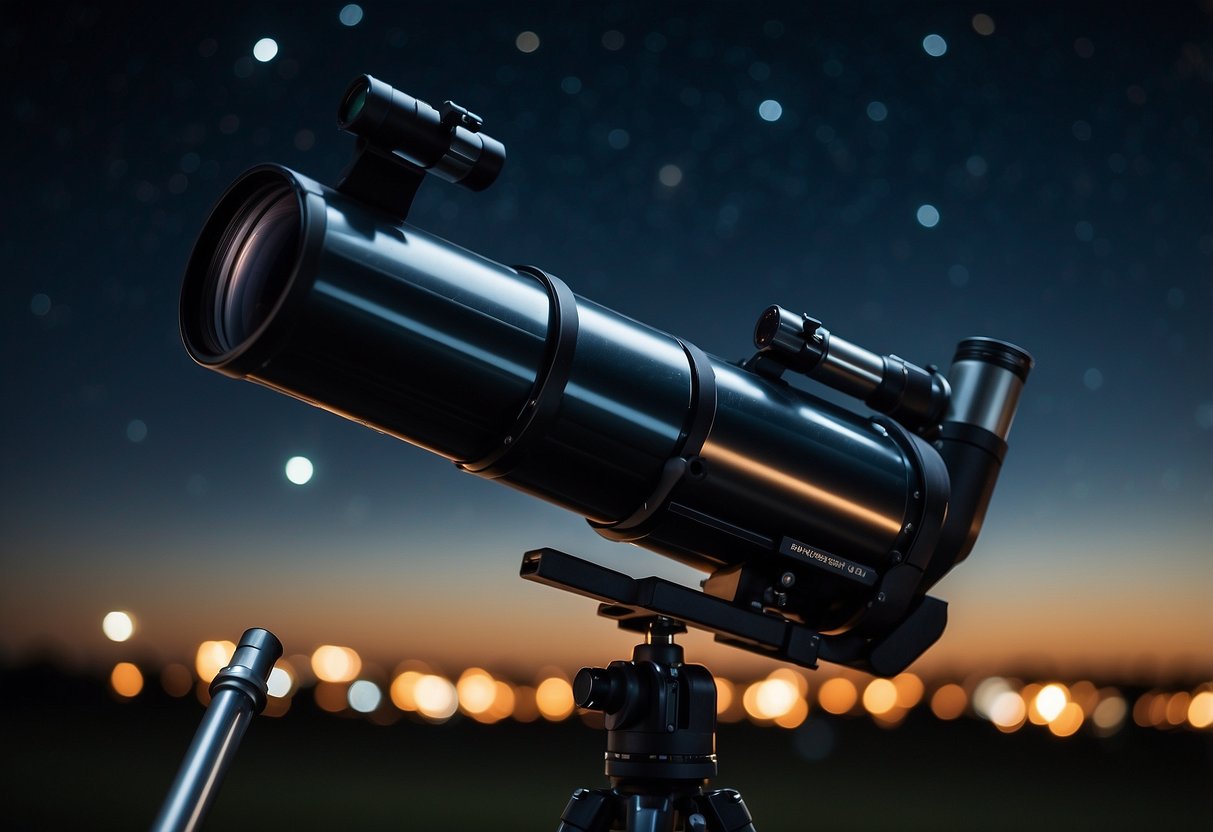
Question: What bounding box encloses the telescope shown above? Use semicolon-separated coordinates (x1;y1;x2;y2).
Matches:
180;74;1032;678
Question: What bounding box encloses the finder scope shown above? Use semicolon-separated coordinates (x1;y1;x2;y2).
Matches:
180;75;1032;675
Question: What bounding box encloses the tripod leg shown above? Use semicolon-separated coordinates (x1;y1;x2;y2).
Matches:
621;793;678;832
692;789;757;832
558;788;615;832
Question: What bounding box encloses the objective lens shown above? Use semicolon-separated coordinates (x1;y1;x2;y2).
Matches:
207;183;300;353
340;81;369;126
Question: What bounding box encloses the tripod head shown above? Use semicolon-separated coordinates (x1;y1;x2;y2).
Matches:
560;616;758;832
574;616;717;788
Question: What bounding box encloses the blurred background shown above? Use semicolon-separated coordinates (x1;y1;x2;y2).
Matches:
1;1;1210;828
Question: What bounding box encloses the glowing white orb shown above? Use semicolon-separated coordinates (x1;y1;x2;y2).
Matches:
922;34;948;57
758;99;783;122
916;204;940;228
253;38;279;63
102;611;135;642
285;456;314;485
348;680;383;713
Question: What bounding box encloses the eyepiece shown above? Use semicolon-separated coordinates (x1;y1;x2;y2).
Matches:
953;337;1034;382
945;337;1034;441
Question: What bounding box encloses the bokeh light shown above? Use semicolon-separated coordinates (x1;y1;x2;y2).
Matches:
916;203;941;228
338;4;363;26
285;456;314;485
267;665;294;698
1133;691;1162;728
922;34;948;57
126;420;148;443
488;681;516;722
1022;683;1046;724
715;677;735;716
1048;702;1084;737
456;668;498;717
536;676;574;721
101;610;135;642
1092;693;1127;734
390;670;425;711
311;645;361;683
1034;684;1069;722
414;674;458;721
252;37;278;63
929;684;967;720
1165;691;1191;726
893;673;924;709
110;662;143;698
658;164;683;187
988;691;1027;732
972;677;1013;720
516;31;540;53
348;680;382;713
758;99;783;122
1189;690;1213;729
862;679;899;716
817;677;858;715
774;697;809;729
747;676;800;721
195;640;236;682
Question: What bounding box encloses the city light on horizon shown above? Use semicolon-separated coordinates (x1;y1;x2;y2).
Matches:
105;643;1213;736
74;627;1213;737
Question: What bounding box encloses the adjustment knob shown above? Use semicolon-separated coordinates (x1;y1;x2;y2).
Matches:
573;667;612;710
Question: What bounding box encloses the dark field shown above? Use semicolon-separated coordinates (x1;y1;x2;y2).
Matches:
2;665;1209;830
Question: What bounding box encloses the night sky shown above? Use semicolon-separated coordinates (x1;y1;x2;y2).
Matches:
2;1;1210;683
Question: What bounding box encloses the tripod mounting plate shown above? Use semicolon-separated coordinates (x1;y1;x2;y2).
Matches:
520;548;947;676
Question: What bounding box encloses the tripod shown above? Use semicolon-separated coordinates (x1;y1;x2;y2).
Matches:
556;616;758;832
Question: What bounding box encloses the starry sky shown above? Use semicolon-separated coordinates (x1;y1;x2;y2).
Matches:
2;1;1210;682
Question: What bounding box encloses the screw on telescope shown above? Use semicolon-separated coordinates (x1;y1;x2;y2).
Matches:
439;101;483;132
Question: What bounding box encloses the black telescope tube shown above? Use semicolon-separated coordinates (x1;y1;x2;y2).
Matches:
180;165;920;624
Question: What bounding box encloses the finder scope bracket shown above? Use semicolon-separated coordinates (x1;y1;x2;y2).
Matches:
521;548;949;678
334;74;506;221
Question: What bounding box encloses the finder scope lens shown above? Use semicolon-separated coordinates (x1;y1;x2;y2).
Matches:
340;80;369;127
206;182;300;353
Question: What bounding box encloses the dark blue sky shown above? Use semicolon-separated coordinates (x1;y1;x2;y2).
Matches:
2;2;1210;679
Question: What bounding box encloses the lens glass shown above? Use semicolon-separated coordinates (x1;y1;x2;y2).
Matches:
208;183;300;352
342;82;368;125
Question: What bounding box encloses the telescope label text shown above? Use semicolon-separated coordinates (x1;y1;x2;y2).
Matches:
779;537;878;587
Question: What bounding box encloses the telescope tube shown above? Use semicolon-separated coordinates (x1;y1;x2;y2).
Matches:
181;165;924;628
